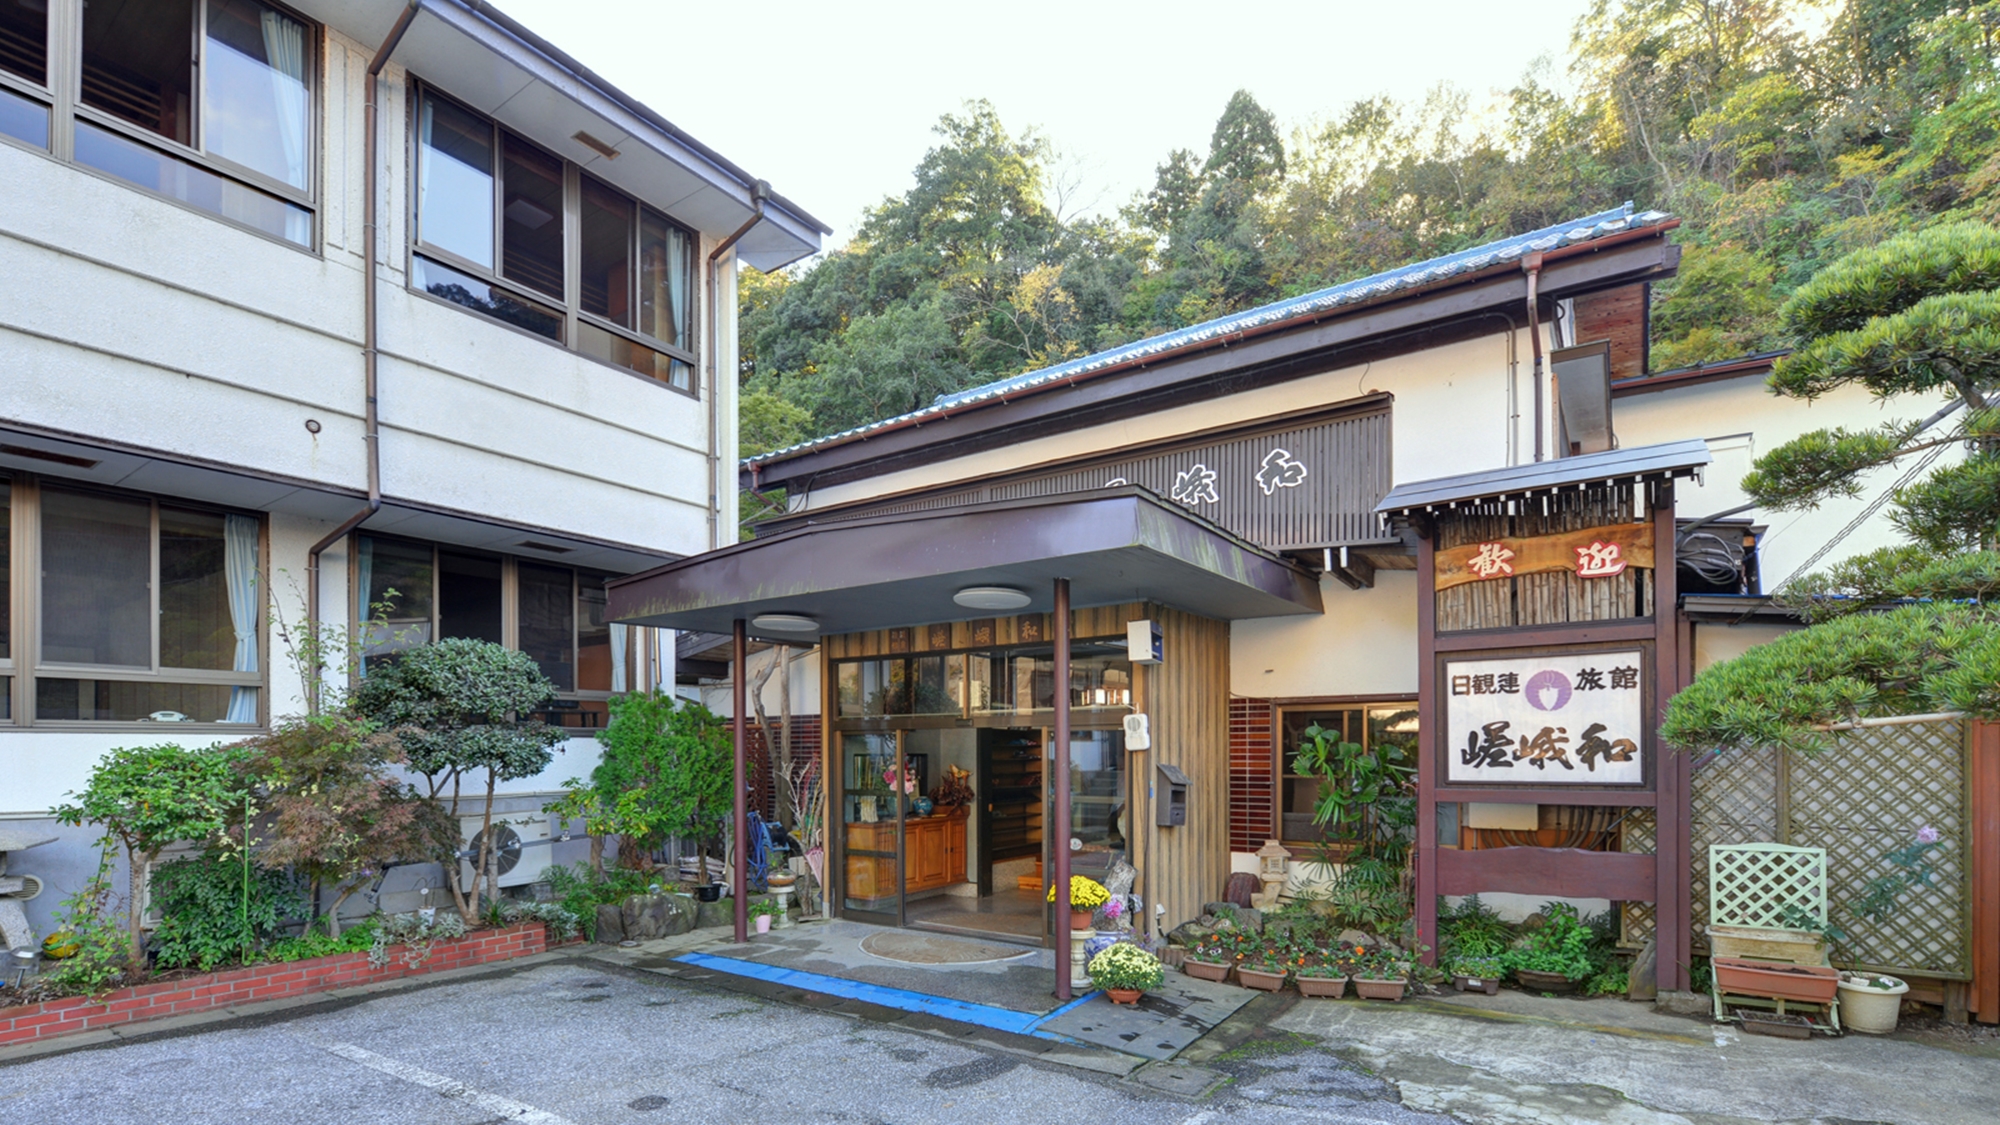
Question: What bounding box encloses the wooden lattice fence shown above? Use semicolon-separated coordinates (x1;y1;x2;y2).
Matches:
1622;716;1970;979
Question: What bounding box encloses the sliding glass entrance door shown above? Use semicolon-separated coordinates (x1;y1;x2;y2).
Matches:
840;732;905;924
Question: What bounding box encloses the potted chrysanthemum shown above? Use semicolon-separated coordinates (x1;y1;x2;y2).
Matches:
1047;875;1110;932
1088;943;1165;1004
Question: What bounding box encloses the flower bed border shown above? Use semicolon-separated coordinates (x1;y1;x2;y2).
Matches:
0;922;551;1048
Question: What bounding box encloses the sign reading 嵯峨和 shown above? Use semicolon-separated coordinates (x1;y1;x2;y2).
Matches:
1446;649;1645;785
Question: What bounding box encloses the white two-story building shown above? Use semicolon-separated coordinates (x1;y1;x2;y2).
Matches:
1;0;823;935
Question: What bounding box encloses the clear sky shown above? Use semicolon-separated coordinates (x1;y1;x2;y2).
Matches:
499;0;1597;249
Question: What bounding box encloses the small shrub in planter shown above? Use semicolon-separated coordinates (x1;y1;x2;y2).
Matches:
1352;946;1414;1001
1088;943;1165;1004
1182;932;1245;981
1502;903;1597;992
748;899;782;934
1295;961;1348;998
1450;955;1505;995
1236;942;1294;991
370;911;468;969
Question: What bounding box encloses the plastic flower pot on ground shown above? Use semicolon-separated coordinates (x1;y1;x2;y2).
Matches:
1454;974;1501;995
1352;976;1408;1001
1513;969;1579;994
1106;988;1142;1005
1237;966;1287;991
755;914;772;934
1838;972;1909;1034
1713;958;1840;1004
1183;959;1231;982
1295;974;1347;998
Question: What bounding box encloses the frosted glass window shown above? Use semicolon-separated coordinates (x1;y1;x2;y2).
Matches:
417;93;494;268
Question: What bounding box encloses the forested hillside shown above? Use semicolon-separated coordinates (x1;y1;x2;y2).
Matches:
738;0;2000;459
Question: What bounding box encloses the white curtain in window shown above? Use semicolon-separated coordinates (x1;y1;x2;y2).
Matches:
259;7;309;240
667;226;690;348
610;623;629;693
224;514;261;723
355;536;374;674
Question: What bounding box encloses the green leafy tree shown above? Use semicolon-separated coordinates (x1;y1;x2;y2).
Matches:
349;638;568;921
238;715;458;935
148;854;303;971
52;743;250;973
549;691;732;883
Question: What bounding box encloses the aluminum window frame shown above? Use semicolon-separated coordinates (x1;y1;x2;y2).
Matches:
5;472;269;730
408;80;701;398
1273;696;1421;849
19;0;326;251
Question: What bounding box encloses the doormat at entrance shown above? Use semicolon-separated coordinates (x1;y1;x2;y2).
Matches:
860;931;1036;965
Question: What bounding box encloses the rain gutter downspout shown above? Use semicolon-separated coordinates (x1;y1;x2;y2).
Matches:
305;0;420;708
1522;251;1546;462
707;182;769;549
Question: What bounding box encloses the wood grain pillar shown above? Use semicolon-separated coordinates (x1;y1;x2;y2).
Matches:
1414;525;1439;965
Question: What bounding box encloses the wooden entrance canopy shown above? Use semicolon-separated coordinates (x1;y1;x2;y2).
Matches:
1377;439;1710;992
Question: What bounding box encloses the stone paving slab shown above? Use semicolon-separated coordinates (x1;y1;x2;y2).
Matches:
1036;965;1256;1060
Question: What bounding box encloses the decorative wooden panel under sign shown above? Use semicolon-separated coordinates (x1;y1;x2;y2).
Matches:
822;604;1141;659
1435;482;1655;630
887;627;911;654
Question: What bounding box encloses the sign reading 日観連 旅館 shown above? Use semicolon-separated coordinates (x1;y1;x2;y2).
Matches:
1445;649;1646;786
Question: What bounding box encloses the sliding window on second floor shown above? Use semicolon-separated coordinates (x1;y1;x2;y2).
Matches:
356;533;646;729
411;85;698;394
0;0;317;248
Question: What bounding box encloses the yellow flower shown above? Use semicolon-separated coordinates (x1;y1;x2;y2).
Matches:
1046;875;1110;908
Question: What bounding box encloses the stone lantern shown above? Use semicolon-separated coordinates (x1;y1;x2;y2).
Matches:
1253;839;1291;908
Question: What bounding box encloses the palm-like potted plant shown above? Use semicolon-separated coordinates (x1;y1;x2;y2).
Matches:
1088;942;1165;1004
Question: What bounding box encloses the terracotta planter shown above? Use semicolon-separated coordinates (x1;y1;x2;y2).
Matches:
1454;974;1501;996
1237;966;1287;991
1295;975;1347;998
1353;976;1407;1001
1105;988;1143;1005
1183;959;1232;982
1713;958;1839;1004
1514;969;1579;994
1070;910;1094;932
1837;973;1908;1034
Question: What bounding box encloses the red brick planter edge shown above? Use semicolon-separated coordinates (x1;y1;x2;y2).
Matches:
0;922;553;1047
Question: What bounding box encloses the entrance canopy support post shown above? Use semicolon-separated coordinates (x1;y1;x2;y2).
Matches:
1052;577;1073;1001
733;617;749;945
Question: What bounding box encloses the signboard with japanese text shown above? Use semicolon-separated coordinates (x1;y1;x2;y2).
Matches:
1433;523;1654;591
1445;648;1647;786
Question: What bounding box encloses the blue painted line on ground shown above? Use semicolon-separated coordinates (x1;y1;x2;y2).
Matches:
673;952;1099;1038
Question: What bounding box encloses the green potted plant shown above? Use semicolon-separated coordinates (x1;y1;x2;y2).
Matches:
1088;943;1165;1004
1295;946;1354;998
1236;940;1292;991
748;899;782;935
1352;945;1414;1001
1449;954;1505;996
1182;932;1243;982
1502;903;1597;993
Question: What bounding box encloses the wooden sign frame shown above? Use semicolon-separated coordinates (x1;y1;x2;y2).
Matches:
1412;479;1691;992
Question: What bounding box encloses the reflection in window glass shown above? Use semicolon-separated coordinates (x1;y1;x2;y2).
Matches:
358;535;433;668
203;0;309;190
518;562;573;691
0;0;47;86
76;121;312;245
577;321;686;387
576;575;611;693
0;84;47;149
80;0;194;144
501;135;564;300
36;678;236;722
580;176;632;327
414;256;561;341
438;549;502;645
417;94;493;268
836;659;910;718
159;507;231;670
40;488;151;668
1065;729;1128;866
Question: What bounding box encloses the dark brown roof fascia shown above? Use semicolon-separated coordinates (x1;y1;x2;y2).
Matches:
1612;355;1780;398
747;235;1680;493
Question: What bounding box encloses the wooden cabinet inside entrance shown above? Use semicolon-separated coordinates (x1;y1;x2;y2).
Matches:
845;807;970;903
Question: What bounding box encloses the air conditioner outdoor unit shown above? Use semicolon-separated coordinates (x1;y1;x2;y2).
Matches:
457;813;553;890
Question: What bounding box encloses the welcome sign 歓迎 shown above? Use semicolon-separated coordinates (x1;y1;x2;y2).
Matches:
1445;650;1645;785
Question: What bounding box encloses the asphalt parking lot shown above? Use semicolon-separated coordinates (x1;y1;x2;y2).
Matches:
0;961;1459;1125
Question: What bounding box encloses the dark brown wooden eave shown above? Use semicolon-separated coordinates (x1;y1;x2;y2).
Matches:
744;231;1682;494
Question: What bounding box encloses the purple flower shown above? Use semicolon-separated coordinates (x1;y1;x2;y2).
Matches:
1916;826;1940;844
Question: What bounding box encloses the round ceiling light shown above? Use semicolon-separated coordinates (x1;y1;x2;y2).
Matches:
750;613;819;633
953;586;1032;611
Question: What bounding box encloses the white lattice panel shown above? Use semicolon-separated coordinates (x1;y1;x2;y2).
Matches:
1709;843;1828;929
